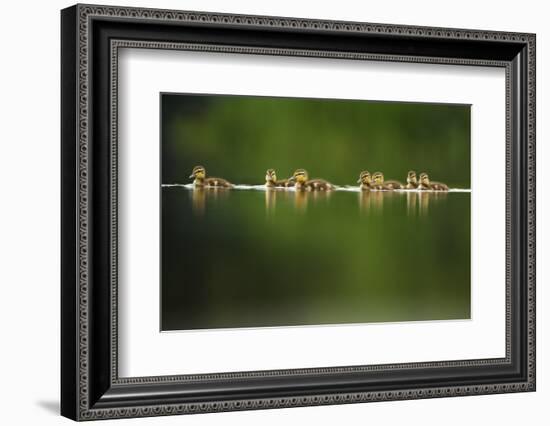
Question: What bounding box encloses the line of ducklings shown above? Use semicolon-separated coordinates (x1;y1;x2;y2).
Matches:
357;170;448;191
189;165;448;191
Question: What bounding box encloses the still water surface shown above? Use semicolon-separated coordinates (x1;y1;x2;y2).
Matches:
161;187;471;331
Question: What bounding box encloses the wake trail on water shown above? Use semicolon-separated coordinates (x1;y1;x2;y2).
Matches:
162;183;471;193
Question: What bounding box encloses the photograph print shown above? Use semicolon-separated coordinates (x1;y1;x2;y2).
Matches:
161;93;471;332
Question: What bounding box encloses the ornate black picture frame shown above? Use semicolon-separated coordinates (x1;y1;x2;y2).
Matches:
61;4;536;421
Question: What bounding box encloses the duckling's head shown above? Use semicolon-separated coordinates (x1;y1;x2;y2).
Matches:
357;170;372;185
407;170;418;185
189;165;206;180
372;172;384;185
292;169;309;184
419;172;430;186
265;168;277;183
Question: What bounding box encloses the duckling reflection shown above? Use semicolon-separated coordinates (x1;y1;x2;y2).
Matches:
359;190;392;214
293;190;308;212
265;188;277;214
190;187;206;216
417;191;448;216
406;191;417;216
310;189;332;204
208;186;230;202
432;191;448;203
418;192;430;216
190;186;230;216
371;191;385;211
358;190;372;213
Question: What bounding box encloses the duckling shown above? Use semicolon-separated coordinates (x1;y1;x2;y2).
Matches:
189;165;233;188
291;169;335;191
418;172;448;191
371;172;404;190
357;170;373;190
406;171;419;189
417;173;430;190
265;169;294;188
290;169;308;190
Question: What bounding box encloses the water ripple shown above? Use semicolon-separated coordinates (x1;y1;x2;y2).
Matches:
162;183;471;193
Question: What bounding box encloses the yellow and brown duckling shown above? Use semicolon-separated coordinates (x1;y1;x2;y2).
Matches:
265;169;294;188
291;169;335;191
371;172;404;190
357;170;373;190
189;165;234;188
418;172;448;191
406;171;419;189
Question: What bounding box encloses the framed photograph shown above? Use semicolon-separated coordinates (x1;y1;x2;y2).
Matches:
61;4;536;421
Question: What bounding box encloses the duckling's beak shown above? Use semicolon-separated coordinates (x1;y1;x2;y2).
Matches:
357;178;362;183
189;173;195;178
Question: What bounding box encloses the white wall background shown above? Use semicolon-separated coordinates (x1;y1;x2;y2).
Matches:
0;0;546;424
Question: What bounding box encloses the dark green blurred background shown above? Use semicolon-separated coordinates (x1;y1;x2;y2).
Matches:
162;94;470;187
161;94;471;331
